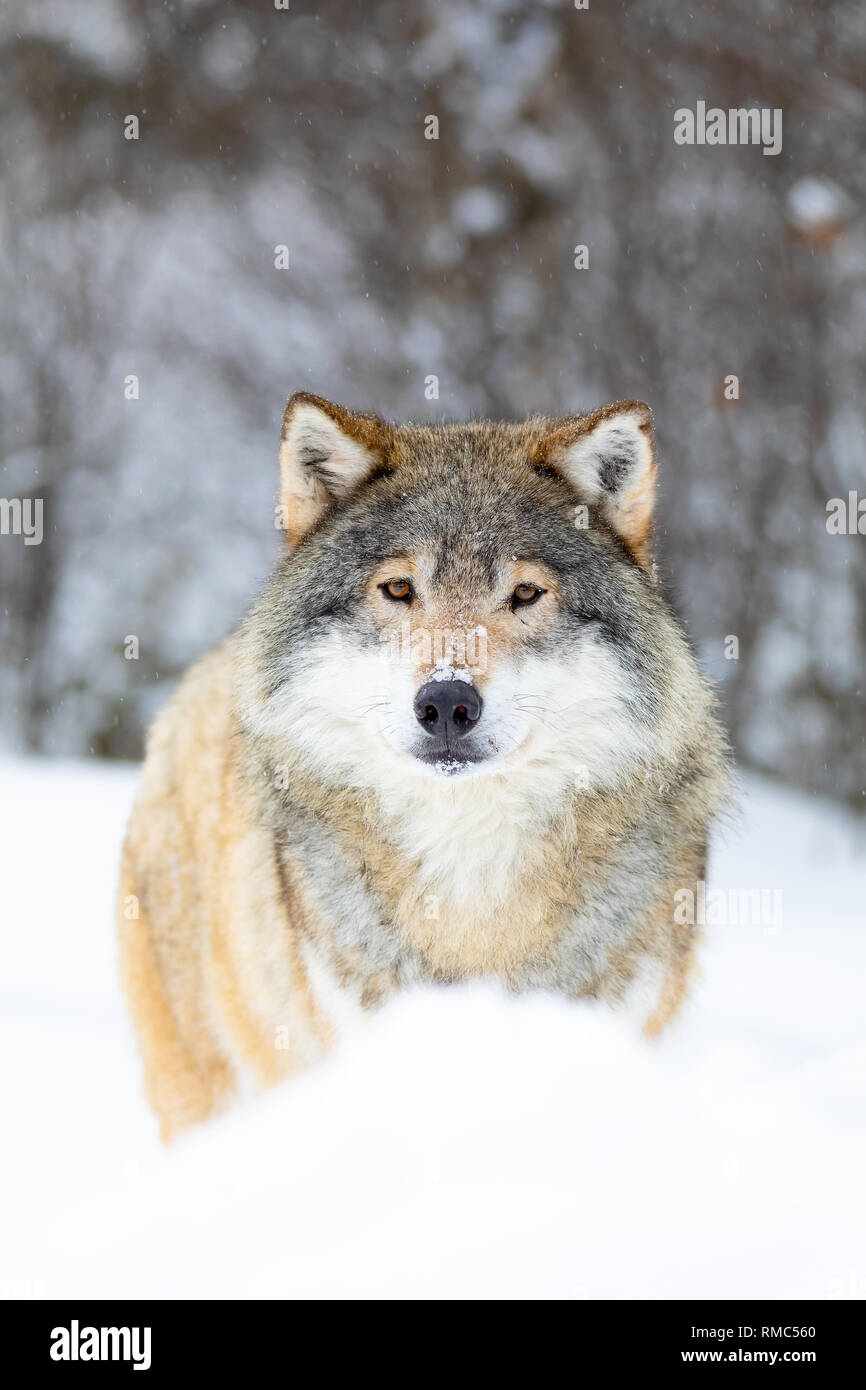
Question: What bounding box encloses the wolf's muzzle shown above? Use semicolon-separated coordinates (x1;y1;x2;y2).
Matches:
414;679;483;740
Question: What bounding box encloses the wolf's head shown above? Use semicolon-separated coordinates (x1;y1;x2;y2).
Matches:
244;393;703;803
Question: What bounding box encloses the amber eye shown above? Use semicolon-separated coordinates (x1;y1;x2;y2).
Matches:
511;582;545;609
380;578;414;602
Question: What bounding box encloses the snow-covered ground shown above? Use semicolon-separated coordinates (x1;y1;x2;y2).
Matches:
1;757;864;1300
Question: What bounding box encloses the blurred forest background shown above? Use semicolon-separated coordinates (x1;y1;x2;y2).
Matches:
0;0;863;807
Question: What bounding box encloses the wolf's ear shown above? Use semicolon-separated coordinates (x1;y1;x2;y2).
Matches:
542;401;657;566
279;393;392;545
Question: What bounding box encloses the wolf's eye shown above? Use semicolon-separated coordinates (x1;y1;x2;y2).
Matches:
511;582;545;609
380;578;414;602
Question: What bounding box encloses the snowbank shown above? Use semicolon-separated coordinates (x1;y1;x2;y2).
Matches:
1;758;864;1299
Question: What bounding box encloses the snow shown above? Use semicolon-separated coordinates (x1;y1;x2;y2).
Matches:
786;177;849;233
1;756;864;1300
452;186;510;237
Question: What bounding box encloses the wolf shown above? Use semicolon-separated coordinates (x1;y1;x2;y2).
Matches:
118;392;730;1138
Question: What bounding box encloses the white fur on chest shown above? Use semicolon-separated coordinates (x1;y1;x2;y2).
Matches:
384;770;550;908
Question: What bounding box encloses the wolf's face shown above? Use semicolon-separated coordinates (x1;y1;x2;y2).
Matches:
248;394;684;799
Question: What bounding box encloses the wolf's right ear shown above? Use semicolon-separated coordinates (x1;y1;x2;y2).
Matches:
278;393;392;546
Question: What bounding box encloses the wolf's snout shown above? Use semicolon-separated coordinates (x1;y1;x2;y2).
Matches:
414;679;483;738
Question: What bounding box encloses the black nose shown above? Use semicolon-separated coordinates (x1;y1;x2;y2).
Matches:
414;679;483;738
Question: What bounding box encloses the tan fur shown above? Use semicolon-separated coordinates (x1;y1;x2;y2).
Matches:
119;645;337;1139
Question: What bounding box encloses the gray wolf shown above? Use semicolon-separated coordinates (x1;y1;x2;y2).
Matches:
118;393;730;1138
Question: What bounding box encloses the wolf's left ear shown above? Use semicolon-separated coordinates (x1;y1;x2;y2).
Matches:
542;401;658;566
279;392;393;545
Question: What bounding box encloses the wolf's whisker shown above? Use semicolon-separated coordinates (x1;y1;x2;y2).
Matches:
356;699;390;717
